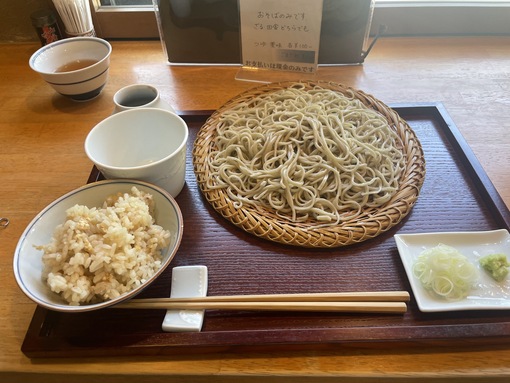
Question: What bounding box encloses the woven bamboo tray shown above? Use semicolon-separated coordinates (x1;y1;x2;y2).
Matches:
193;81;426;248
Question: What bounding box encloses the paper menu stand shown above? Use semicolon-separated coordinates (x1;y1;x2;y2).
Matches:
235;0;323;83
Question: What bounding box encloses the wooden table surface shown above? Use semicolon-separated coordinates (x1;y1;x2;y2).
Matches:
1;37;510;382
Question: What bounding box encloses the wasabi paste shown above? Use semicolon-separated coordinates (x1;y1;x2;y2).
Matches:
479;253;510;282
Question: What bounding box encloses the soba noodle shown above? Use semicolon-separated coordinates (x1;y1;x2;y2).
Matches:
206;83;405;227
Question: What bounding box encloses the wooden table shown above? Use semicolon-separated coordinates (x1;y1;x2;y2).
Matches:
2;36;510;382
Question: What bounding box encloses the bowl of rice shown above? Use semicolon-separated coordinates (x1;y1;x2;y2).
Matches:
13;180;183;312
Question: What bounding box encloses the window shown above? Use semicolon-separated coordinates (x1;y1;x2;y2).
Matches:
374;0;510;35
99;0;152;5
90;1;510;39
90;0;157;38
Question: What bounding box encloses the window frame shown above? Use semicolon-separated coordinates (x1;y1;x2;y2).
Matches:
90;0;159;38
89;0;510;39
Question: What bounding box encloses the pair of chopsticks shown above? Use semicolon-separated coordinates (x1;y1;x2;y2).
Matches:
114;291;410;314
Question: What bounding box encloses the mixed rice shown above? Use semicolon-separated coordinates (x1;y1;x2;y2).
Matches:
36;187;171;305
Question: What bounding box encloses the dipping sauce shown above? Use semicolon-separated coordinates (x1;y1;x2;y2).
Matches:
55;58;97;72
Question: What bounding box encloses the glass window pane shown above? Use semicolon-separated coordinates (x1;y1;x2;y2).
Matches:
99;0;152;5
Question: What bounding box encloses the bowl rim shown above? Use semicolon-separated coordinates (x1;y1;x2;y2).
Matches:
29;36;112;76
13;179;184;312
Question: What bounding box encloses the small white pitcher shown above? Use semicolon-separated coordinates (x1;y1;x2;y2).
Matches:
113;84;176;114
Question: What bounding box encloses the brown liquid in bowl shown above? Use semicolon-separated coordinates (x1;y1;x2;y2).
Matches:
55;59;98;73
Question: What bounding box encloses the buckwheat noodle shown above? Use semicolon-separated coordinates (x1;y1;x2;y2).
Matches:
206;84;405;227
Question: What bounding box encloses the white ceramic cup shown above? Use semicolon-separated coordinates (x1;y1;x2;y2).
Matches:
84;108;188;197
113;84;176;114
29;37;112;101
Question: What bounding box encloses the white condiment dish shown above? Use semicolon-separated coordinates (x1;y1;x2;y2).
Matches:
395;229;510;312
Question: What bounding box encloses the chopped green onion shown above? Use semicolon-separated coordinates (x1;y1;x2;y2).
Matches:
413;243;478;301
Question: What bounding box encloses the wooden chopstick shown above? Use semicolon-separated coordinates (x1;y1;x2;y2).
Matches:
113;291;409;314
115;300;407;313
126;291;410;303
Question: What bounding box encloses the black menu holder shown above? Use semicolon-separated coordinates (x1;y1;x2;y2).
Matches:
154;0;376;66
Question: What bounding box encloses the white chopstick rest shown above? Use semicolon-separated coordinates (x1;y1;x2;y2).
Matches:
162;265;208;332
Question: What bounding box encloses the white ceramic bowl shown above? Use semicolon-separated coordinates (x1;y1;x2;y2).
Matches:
13;180;183;313
29;37;112;101
84;108;189;198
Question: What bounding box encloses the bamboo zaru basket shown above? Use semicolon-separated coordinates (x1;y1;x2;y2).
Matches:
193;81;426;248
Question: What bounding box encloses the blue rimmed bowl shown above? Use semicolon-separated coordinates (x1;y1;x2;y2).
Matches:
29;37;112;101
